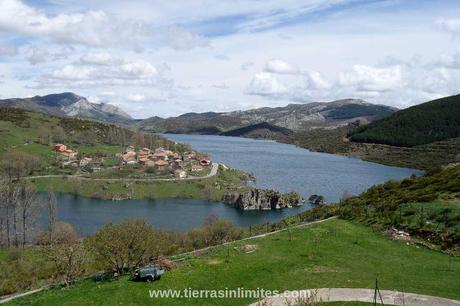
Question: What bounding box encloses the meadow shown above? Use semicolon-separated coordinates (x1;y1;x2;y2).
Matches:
8;219;459;305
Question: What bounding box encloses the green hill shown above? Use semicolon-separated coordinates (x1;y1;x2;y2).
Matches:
349;94;460;147
220;122;293;139
0;107;188;176
339;165;460;249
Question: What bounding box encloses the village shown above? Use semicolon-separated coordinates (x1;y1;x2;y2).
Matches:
53;143;212;179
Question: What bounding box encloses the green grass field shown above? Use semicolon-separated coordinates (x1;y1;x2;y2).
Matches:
8;219;460;305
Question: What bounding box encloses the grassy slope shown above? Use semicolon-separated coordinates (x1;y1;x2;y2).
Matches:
0;247;55;295
339;165;460;249
349;94;460;147
8;219;460;305
0;107;185;167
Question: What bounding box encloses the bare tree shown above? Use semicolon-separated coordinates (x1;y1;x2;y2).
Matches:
51;125;67;143
47;191;58;244
17;182;42;247
0;182;15;247
0;152;41;182
0;180;42;248
37;126;53;145
340;190;353;203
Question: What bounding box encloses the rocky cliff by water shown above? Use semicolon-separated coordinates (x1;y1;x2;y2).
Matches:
223;189;303;210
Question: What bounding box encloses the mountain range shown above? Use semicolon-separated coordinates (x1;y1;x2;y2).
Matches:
0;93;397;138
137;99;397;137
0;92;133;126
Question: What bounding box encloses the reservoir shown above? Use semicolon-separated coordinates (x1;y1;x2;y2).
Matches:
49;135;421;234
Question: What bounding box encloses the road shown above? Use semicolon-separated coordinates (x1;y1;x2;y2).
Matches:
23;163;220;182
250;288;460;306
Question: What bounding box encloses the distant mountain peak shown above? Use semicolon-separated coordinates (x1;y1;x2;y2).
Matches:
0;92;132;125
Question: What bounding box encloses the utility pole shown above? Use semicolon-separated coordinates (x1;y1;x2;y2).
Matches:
373;279;384;306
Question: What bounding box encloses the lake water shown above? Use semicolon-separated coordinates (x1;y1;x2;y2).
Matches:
47;135;421;235
165;134;421;202
46;193;310;236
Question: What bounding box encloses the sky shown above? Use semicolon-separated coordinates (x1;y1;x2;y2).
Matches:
1;0;460;118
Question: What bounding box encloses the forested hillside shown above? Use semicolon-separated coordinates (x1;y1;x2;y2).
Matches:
349;94;460;147
220;122;293;139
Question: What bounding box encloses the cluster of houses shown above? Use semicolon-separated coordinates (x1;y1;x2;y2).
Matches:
53;143;212;178
54;144;100;171
117;146;211;178
54;144;78;161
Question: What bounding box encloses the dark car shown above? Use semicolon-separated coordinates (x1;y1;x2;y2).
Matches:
132;265;165;282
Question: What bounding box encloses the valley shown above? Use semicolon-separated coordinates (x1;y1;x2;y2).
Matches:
2;2;460;305
0;93;459;305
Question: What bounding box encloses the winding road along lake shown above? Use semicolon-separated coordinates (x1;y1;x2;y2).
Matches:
49;135;421;235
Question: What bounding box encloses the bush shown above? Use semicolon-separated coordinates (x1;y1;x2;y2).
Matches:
84;219;172;274
185;217;244;249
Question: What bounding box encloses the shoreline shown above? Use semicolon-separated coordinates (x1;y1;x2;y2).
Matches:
30;165;250;202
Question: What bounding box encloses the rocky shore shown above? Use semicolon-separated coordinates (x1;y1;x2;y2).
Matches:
223;188;304;210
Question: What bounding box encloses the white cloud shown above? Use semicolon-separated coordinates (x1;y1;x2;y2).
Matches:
36;59;160;88
212;83;229;89
25;46;49;65
436;50;460;69
87;95;101;103
156;26;209;51
305;71;331;90
0;0;114;46
264;59;299;74
50;65;93;80
215;54;230;61
0;0;208;51
436;18;460;37
262;59;330;91
0;45;17;56
120;61;157;79
241;61;255;71
247;72;288;96
79;52;115;65
127;93;146;102
339;65;403;92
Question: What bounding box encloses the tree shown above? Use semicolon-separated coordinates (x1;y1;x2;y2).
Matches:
16;182;41;247
37;126;52;145
340;190;353;203
43;222;85;287
0;181;42;248
46;191;58;244
0;152;41;182
51;125;67;143
185;217;243;248
84;219;160;274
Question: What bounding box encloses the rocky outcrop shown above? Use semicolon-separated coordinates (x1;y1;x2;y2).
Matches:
308;194;326;206
223;189;303;210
